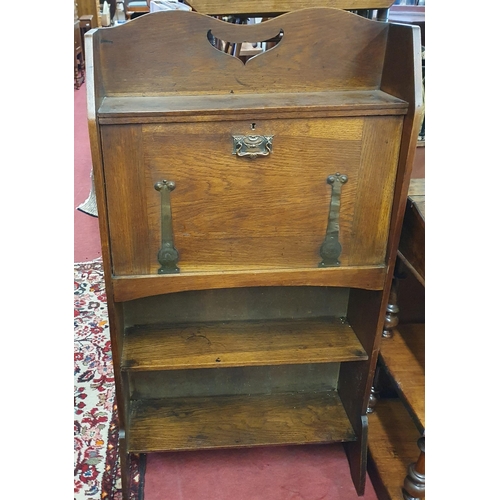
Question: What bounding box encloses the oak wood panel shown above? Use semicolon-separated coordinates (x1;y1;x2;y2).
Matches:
111;265;387;301
85;31;129;433
367;398;421;500
379;323;424;430
95;9;389;96
186;0;394;16
100;125;151;275
105;116;401;276
349;116;403;264
123;286;349;327
380;23;423;276
129;363;340;399
128;391;356;452
97;90;408;122
140;117;361;272
122;317;367;371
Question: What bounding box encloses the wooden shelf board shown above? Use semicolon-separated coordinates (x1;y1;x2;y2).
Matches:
367;398;422;500
128;390;356;453
112;265;387;302
380;323;425;430
122;316;368;371
97;90;408;123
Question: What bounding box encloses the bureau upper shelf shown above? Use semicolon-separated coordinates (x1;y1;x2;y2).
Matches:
121;316;368;371
97;90;408;123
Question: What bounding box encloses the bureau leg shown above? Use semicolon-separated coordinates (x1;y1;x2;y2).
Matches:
119;429;130;500
382;259;405;338
402;436;425;499
367;365;380;414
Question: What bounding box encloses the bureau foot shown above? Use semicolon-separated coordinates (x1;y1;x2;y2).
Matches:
119;429;130;500
367;366;380;413
382;260;405;338
366;386;379;413
402;436;425;499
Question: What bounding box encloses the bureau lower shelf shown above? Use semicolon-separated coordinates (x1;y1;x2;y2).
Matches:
127;390;356;453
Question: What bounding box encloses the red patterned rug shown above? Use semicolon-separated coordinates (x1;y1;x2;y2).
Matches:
74;259;144;500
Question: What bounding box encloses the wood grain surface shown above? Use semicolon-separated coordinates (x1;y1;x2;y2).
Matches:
122;316;368;370
93;9;389;96
367;398;422;500
128;391;356;452
379;323;424;430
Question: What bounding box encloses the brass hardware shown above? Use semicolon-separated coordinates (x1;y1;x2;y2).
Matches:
319;173;348;267
154;180;180;274
232;135;273;159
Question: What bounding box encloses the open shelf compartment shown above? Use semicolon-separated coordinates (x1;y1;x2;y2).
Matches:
122;316;368;371
127;390;356;453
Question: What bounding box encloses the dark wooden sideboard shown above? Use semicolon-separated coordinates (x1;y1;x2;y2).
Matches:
367;178;425;499
86;9;423;498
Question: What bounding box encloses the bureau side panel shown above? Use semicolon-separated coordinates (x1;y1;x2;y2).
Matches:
348;116;404;265
101;124;151;275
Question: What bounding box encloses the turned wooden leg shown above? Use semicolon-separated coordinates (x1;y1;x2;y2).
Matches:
367;365;380;414
383;259;405;338
119;429;130;500
403;435;425;499
382;275;399;338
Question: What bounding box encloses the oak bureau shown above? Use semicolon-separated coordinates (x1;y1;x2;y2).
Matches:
85;8;423;497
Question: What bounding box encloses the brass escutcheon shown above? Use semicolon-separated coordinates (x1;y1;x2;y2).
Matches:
232;135;273;159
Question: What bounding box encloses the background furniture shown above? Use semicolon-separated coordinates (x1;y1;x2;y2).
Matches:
184;0;394;18
86;8;423;498
367;178;425;499
77;0;102;26
124;0;150;19
74;5;85;89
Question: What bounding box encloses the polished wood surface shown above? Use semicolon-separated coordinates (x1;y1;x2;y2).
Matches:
368;181;425;498
128;391;356;453
367;399;422;500
379;323;424;431
122;317;368;371
86;9;423;497
97;90;408;122
91;9;390;97
102;115;403;276
112;265;386;301
399;178;425;285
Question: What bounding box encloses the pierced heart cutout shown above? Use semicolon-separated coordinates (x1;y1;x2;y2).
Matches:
207;28;283;64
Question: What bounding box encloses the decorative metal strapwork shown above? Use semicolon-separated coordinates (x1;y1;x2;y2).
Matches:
154;180;180;274
319;173;348;267
232;135;273;159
